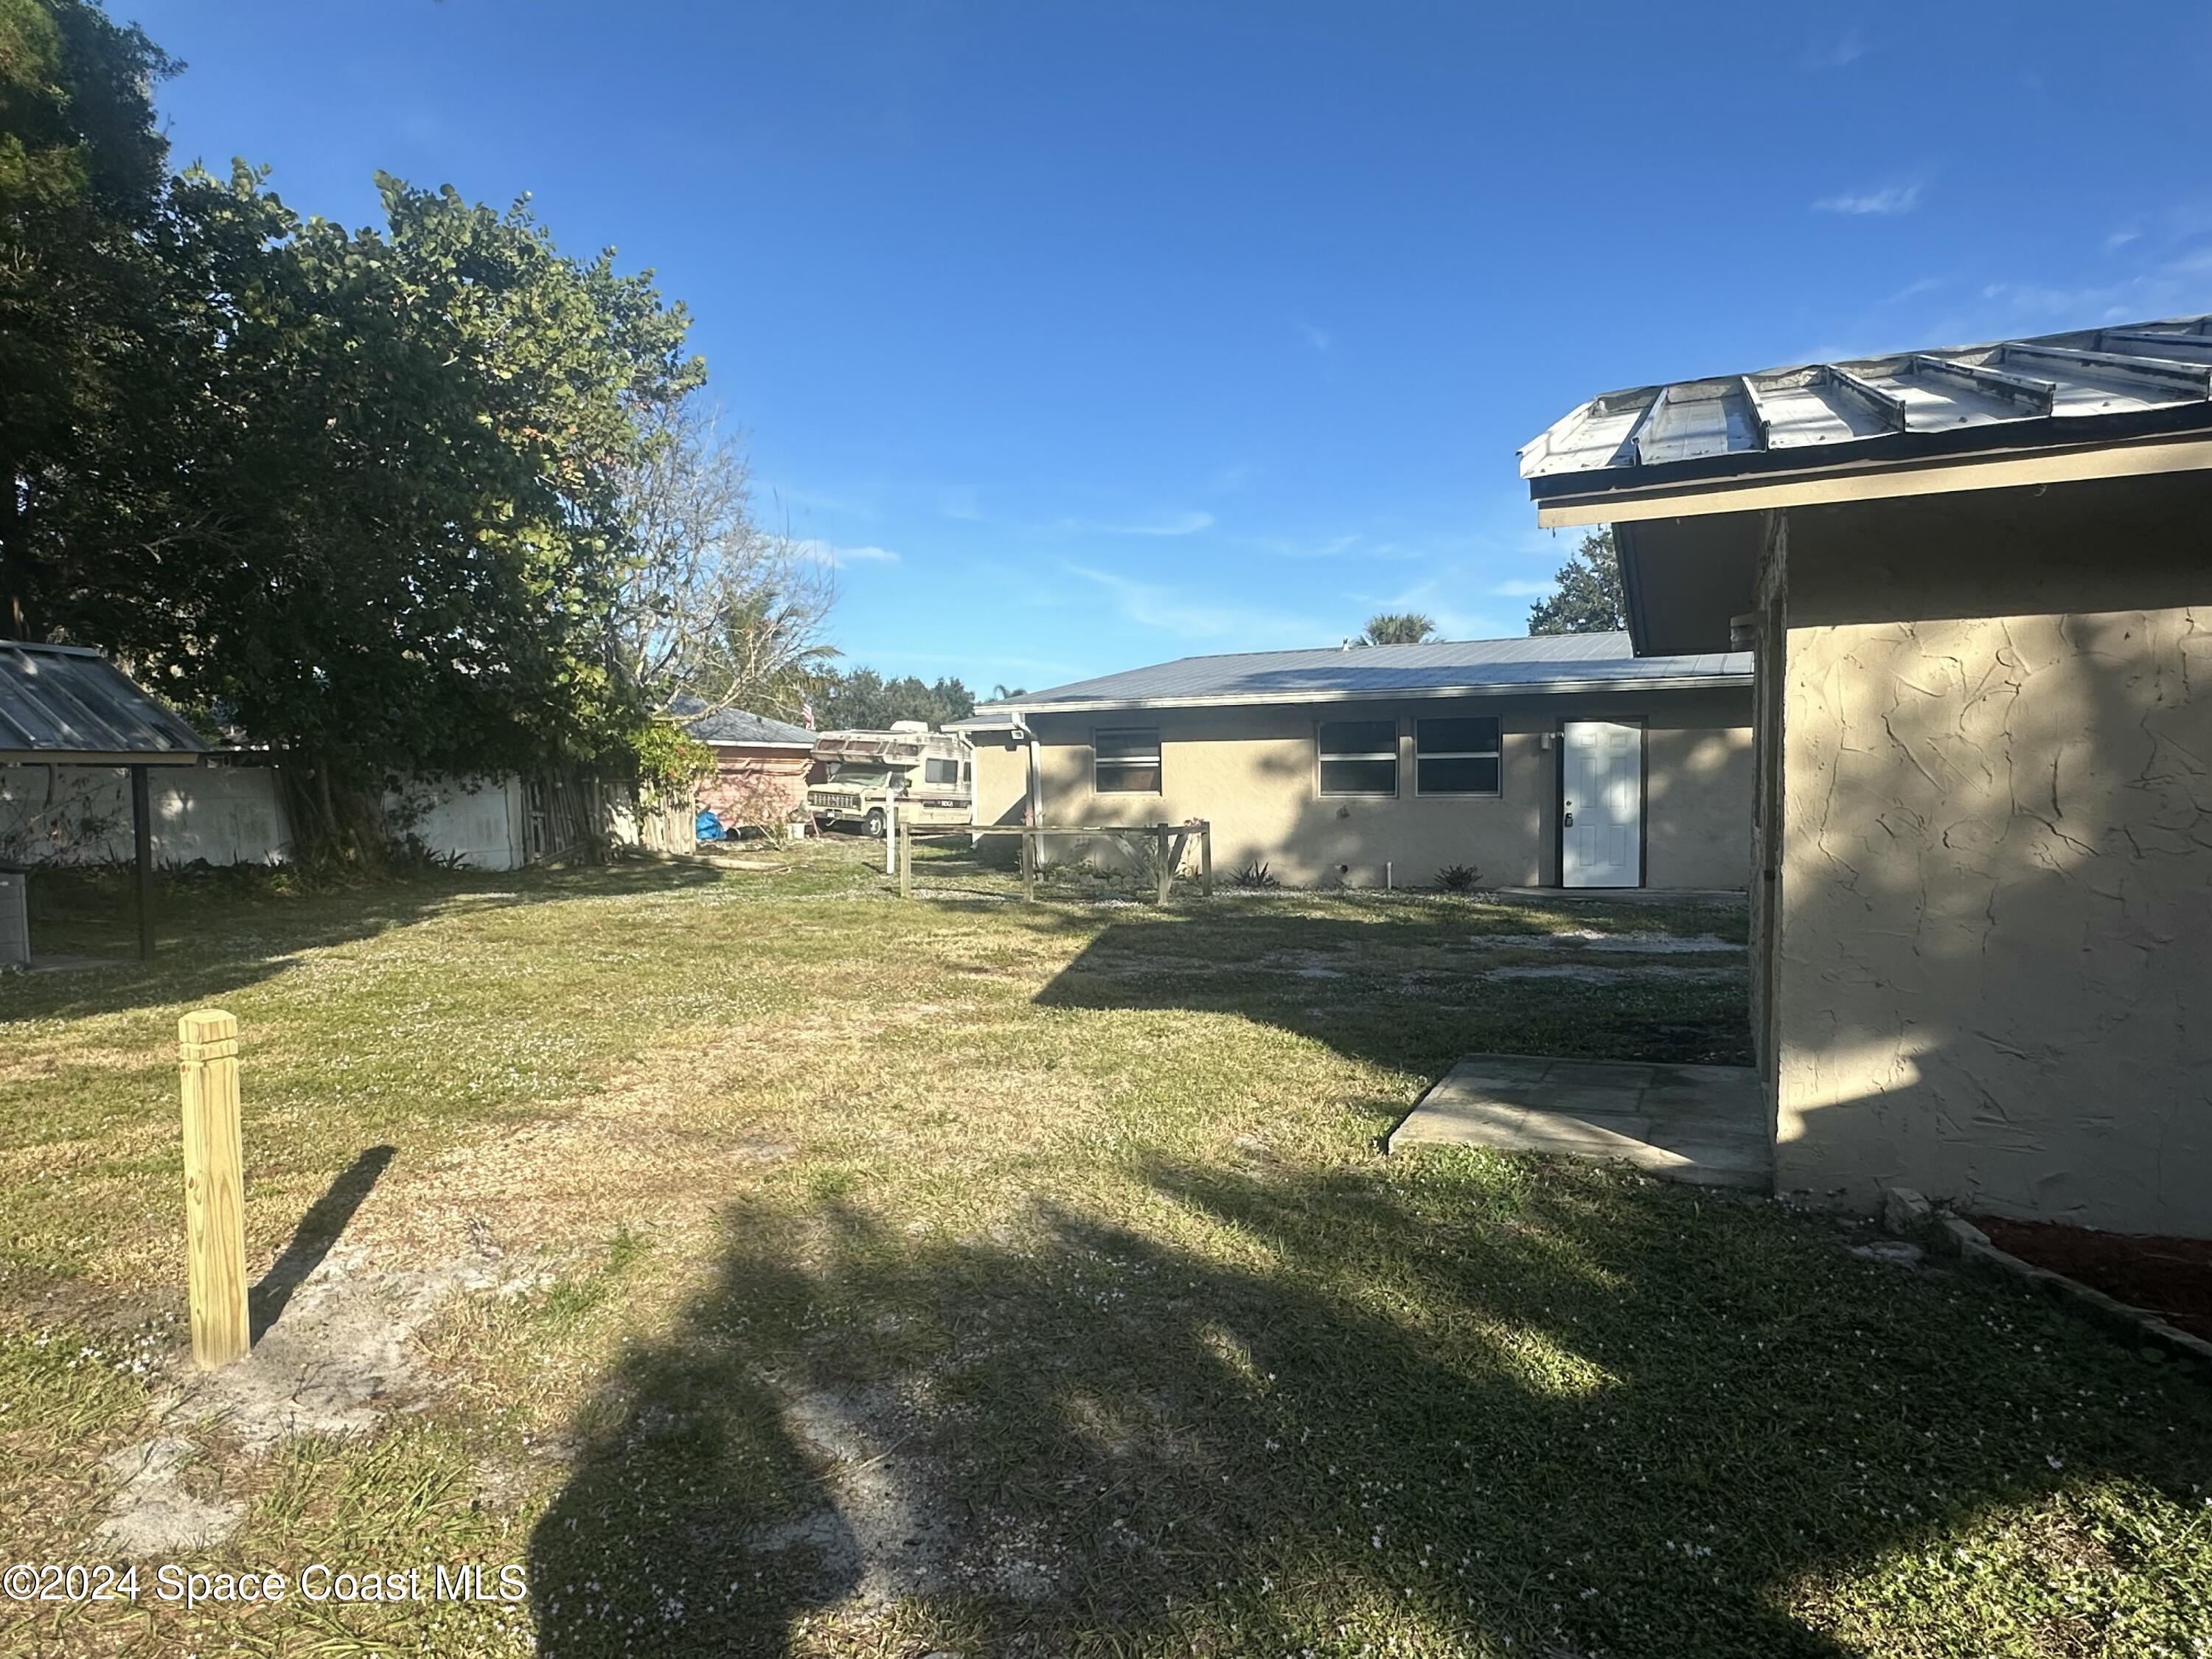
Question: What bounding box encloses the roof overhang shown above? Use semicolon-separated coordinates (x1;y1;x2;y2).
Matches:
0;748;205;767
1;640;211;765
973;673;1751;719
702;738;813;752
1534;428;2212;529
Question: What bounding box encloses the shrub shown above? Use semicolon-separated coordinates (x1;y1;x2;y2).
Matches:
1231;860;1279;889
1436;862;1481;893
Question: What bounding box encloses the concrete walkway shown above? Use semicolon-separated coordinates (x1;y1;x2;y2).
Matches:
1388;1053;1770;1190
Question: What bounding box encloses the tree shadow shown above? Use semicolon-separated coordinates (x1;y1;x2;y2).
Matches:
526;1156;2212;1656
250;1144;397;1340
1;858;730;1021
1032;906;1753;1079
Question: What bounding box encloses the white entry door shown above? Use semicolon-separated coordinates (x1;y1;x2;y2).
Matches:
1561;720;1643;888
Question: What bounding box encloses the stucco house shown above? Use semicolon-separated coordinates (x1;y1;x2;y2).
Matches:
959;633;1752;890
1521;313;2212;1237
678;703;819;834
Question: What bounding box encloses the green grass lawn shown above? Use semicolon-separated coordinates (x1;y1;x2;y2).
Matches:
1;841;2207;1657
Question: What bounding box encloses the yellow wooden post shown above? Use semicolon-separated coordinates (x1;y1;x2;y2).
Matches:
178;1010;250;1368
898;823;913;898
1020;828;1037;902
1200;821;1214;896
1154;824;1173;905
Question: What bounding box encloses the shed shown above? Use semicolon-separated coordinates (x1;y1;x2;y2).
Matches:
0;641;210;961
673;700;819;835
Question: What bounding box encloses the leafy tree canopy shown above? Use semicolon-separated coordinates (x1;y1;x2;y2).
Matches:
3;2;714;855
1360;612;1437;646
810;669;975;731
1526;528;1626;635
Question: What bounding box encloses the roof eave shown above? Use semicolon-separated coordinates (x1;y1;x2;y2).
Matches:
995;673;1752;717
0;748;205;766
1531;422;2212;528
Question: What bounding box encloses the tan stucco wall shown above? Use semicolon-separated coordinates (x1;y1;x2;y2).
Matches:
1771;479;2212;1234
972;735;1030;830
1020;689;1750;890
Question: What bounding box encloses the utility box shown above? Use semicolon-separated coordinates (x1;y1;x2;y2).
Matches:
0;870;27;970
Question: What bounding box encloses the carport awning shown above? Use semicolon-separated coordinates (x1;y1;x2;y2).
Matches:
0;641;209;765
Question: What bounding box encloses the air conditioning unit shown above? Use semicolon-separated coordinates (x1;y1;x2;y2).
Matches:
0;870;27;970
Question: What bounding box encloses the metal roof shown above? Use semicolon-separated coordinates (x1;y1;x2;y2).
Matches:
0;641;209;765
1521;313;2212;500
974;633;1749;716
671;698;815;748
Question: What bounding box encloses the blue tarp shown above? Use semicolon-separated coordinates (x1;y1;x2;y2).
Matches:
695;809;726;843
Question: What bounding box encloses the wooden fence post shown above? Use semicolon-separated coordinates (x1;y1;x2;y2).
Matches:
898;823;913;899
1154;824;1173;905
1020;828;1037;902
1200;821;1214;896
178;1010;250;1369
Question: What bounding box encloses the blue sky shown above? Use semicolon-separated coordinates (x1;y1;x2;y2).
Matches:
130;1;2212;695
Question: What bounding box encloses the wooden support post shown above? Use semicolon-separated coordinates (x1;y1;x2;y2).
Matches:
1200;821;1214;896
898;822;913;899
883;790;898;875
131;764;155;961
1020;828;1036;902
1154;824;1173;905
178;1010;249;1369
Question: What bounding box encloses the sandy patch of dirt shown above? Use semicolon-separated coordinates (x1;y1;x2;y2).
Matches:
94;1242;532;1554
750;1376;1059;1608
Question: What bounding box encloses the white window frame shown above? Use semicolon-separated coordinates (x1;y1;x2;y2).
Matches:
1414;715;1504;798
1093;726;1163;795
1315;717;1400;799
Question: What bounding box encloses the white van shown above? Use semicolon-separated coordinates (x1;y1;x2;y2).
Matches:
807;723;974;837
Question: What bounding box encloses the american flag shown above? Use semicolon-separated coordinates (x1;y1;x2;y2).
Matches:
800;698;816;730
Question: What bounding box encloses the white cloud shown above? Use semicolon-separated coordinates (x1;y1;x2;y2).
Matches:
794;539;900;569
1489;579;1556;598
1062;563;1325;645
1050;509;1216;538
1814;182;1922;216
1294;318;1332;353
1122;510;1215;537
1801;28;1866;69
2104;226;2141;254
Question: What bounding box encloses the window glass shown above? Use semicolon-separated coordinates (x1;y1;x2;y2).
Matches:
1095;728;1161;794
1414;716;1503;796
1317;719;1399;796
925;757;959;785
1416;756;1500;795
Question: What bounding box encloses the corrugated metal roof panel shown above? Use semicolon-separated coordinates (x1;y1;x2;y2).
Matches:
1522;313;2212;493
976;632;1750;714
0;641;209;762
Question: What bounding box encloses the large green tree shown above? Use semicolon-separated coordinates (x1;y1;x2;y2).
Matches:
25;163;703;850
810;669;975;731
0;0;176;635
6;1;712;856
1526;527;1626;634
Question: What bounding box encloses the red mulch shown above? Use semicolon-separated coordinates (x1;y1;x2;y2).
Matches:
1969;1215;2212;1344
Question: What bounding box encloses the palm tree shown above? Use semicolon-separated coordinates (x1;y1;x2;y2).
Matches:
1359;612;1438;646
